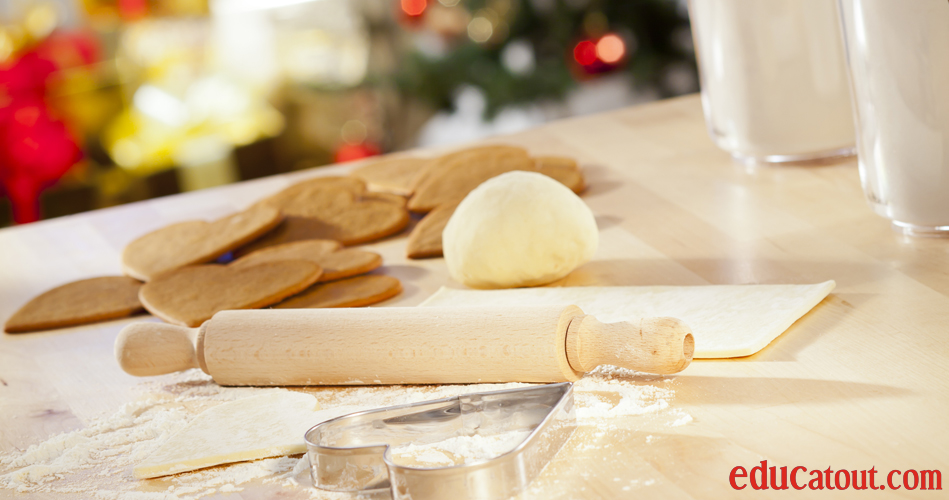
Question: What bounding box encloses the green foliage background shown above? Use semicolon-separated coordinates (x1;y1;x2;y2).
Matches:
396;0;695;117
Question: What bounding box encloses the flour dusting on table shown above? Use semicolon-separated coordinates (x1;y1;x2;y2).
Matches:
0;367;686;499
391;430;534;467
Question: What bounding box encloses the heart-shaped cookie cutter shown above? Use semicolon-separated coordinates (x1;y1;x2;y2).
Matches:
304;383;576;500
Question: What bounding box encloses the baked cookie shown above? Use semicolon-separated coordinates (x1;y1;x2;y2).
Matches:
254;177;409;246
234;216;335;257
122;205;282;281
256;176;366;216
351;157;430;195
230;240;341;268
139;261;322;327
274;275;402;309
5;276;144;333
316;249;383;281
407;145;533;212
532;156;585;193
231;240;382;282
361;192;407;207
406;201;460;259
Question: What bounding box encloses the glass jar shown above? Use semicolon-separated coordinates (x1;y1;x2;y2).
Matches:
689;0;856;163
838;0;949;234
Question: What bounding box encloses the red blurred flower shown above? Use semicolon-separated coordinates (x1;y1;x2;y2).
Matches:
0;32;94;223
0;51;57;104
0;101;81;223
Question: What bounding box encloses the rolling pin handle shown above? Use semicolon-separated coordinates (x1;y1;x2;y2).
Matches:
565;315;694;375
115;321;208;376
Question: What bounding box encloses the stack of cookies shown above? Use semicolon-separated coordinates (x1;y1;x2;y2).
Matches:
352;145;585;258
5;177;407;332
4;144;585;333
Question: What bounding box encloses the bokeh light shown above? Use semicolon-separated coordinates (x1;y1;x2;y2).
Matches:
467;17;493;43
341;120;368;145
401;0;427;17
573;40;597;66
596;34;626;64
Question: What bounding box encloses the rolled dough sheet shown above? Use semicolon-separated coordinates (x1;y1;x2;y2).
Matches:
135;390;363;479
419;281;835;358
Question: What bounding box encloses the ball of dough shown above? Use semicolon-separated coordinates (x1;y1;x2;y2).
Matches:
443;170;598;289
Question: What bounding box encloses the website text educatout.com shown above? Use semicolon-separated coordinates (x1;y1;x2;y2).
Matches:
730;461;942;491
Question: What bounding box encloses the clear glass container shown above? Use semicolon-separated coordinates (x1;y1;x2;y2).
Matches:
838;0;949;235
689;0;856;163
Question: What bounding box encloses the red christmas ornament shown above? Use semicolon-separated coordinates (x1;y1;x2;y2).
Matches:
395;0;428;28
401;0;427;17
335;142;380;163
573;40;598;67
571;33;628;77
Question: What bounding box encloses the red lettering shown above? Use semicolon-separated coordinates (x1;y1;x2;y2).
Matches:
835;469;850;490
770;466;788;490
790;466;807;490
730;466;747;490
853;470;868;490
729;464;942;492
888;470;902;490
824;467;836;490
904;470;919;490
751;461;768;490
809;469;824;490
920;470;942;490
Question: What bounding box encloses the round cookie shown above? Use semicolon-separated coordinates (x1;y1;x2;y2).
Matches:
532;156;585;194
274;275;402;309
406;201;460;259
235;206;407;254
252;176;410;247
234;216;335;257
230;240;342;269
407;145;533;212
352;157;431;195
361;192;407;207
231;240;382;282
317;249;383;281
256;176;366;217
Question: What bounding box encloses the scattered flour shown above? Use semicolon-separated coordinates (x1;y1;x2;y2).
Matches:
391;430;533;467
0;366;687;499
669;412;694;427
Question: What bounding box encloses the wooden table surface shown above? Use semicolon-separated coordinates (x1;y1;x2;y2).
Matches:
2;94;947;499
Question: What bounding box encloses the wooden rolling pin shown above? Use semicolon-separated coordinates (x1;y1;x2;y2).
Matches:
115;305;694;385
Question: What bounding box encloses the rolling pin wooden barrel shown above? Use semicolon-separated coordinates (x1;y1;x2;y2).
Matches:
115;305;694;385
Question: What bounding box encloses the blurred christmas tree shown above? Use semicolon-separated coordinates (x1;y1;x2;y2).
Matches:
392;0;696;118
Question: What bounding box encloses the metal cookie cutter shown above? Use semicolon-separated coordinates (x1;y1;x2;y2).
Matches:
304;383;576;500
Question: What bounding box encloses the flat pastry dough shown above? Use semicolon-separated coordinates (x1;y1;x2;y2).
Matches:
135;391;362;479
419;281;835;358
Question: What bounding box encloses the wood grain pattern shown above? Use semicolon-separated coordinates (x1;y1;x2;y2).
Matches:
112;305;693;383
197;306;580;385
2;95;948;499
